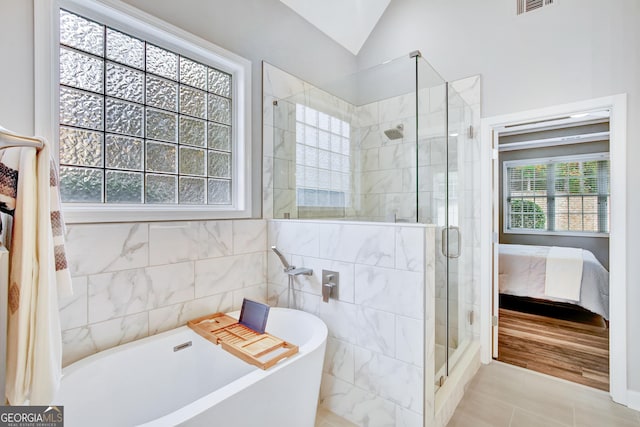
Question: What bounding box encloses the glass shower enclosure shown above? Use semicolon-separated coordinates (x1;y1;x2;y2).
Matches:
270;51;477;400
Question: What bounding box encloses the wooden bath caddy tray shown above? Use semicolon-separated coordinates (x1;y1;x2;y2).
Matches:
187;312;298;370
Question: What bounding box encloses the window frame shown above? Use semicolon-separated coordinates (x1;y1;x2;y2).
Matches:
502;152;610;238
35;0;252;223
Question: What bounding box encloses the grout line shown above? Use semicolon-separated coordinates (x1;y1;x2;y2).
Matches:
508;407;515;427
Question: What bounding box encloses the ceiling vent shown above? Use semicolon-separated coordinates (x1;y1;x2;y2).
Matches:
517;0;554;15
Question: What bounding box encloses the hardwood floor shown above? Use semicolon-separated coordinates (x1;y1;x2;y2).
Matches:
497;297;609;391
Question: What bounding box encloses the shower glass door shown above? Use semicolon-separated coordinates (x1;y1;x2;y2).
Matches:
424;69;475;388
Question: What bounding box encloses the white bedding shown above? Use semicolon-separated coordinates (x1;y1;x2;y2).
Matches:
499;244;609;319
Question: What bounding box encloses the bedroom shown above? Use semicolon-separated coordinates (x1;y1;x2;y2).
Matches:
495;110;611;391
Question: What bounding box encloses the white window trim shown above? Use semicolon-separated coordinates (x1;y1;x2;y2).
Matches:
503;152;610;237
34;0;252;223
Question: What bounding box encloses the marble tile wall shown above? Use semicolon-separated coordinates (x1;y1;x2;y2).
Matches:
263;62;356;220
267;219;436;427
58;219;267;366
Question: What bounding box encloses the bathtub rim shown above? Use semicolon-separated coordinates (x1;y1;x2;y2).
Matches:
59;308;328;427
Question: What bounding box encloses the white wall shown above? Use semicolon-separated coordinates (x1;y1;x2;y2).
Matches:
357;0;640;392
0;0;358;217
0;0;34;135
121;0;358;217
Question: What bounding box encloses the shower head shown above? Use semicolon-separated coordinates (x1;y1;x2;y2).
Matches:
384;124;404;140
271;246;293;271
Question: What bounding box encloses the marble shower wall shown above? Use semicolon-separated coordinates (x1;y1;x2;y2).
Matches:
263;62;356;220
267;219;436;427
58;219;267;366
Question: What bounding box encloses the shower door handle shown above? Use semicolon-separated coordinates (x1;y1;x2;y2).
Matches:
441;226;462;259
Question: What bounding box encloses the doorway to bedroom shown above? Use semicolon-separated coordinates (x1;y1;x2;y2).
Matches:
480;95;628;401
496;111;611;390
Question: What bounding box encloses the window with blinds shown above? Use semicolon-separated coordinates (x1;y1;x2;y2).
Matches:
504;153;610;235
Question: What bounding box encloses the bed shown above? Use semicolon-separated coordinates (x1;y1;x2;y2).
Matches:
498;244;609;320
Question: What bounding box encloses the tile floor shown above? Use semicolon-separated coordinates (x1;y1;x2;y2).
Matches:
448;362;640;427
315;407;359;427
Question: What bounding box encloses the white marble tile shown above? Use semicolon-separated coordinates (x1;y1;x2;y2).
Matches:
359;125;384;150
317;299;358;344
383;193;416;221
289;255;355;303
61;327;97;367
268;220;320;257
262;183;274;220
450;75;481;108
320;373;396;427
62;312;149;366
379;143;413;170
232;219;266;255
353;347;423;413
273;158;290;190
232;284;268;310
395;406;423;427
88;268;150;323
145;262;195;306
361;170;403;195
267;250;290;287
263;125;275;161
91;312;149;349
324;337;355;384
65;223;148;276
362;147;379;171
59;276;88;331
293;289;321;315
354;264;423;319
263;63;306;98
379;93;414;123
355;306;395;357
148;292;234;334
273;189;297;219
195;252;266;298
356;102;379;128
273;128;295;161
88;262;194;323
395;226;425;272
395;315;423;367
273;98;296;131
148;221;233;265
266;282;289;308
263;95;275;128
318;223;394;268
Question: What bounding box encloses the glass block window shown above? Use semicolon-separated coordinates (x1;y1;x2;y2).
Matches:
58;10;233;205
295;104;351;207
504;154;610;234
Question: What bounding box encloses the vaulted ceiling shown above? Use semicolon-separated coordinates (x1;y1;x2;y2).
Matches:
279;0;391;55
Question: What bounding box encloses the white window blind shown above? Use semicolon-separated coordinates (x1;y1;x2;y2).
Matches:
504;153;610;235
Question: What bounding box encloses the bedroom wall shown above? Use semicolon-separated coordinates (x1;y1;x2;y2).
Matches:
498;124;611;269
358;0;640;395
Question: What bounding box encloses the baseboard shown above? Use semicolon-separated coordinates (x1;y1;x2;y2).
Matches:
628;389;640;411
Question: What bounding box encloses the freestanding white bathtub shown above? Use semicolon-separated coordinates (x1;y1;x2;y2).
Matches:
55;308;328;427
